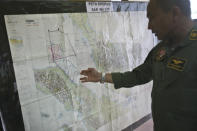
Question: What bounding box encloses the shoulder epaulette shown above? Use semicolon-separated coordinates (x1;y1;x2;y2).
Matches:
189;29;197;40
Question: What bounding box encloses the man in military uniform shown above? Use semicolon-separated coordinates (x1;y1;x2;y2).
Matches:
80;0;197;130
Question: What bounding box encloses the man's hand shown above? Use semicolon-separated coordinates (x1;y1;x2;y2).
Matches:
80;68;101;83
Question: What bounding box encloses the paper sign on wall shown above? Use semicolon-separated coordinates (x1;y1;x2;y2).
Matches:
86;2;113;12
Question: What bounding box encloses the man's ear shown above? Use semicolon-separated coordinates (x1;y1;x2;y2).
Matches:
172;6;182;23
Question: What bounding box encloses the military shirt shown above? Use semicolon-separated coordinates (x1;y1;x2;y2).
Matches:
112;22;197;131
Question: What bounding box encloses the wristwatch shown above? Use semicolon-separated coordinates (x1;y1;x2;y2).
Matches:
100;72;105;83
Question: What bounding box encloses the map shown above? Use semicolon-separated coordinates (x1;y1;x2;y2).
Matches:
5;12;155;131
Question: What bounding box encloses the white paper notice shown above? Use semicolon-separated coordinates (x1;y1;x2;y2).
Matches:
86;2;113;13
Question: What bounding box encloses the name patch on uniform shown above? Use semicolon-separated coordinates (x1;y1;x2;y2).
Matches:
189;29;197;40
167;57;186;71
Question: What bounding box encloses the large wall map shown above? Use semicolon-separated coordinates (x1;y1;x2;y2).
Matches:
5;12;155;131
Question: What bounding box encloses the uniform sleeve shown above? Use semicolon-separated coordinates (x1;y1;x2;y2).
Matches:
111;50;153;89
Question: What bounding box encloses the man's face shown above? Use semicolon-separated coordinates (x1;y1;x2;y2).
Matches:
147;0;173;40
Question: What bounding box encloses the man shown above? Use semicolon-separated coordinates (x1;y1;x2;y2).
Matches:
80;0;197;130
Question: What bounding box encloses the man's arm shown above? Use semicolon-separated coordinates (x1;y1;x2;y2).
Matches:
111;49;154;89
80;49;154;88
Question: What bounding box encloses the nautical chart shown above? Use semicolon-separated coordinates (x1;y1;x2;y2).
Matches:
5;12;154;131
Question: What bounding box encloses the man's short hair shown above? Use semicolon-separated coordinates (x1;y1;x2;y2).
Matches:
155;0;191;17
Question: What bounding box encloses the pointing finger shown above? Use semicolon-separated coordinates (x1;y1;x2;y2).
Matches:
88;68;95;71
80;70;88;75
80;77;88;83
80;68;93;76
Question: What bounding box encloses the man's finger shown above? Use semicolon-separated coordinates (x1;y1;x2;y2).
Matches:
80;77;88;82
88;68;95;71
80;70;89;75
80;77;87;80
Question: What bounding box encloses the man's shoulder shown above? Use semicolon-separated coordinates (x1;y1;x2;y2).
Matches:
188;27;197;41
144;40;164;60
149;40;164;53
